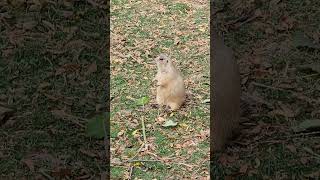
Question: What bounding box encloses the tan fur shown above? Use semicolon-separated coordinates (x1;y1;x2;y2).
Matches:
154;54;185;111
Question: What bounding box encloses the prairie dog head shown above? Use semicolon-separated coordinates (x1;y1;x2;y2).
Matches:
155;53;174;72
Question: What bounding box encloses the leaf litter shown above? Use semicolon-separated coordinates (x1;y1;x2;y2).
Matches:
213;0;320;177
110;0;209;179
0;0;108;178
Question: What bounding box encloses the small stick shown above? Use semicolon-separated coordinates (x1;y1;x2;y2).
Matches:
127;159;161;163
175;162;194;169
128;166;134;180
303;147;320;160
251;82;287;92
125;143;145;162
141;116;147;144
39;169;54;180
284;131;320;138
142;104;147;145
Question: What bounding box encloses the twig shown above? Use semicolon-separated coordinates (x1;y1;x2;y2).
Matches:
251;82;287;92
284;131;320;138
141;116;147;144
127;159;161;163
300;73;320;78
39;169;54;180
251;82;320;105
128;166;133;180
145;152;177;163
125;143;145;162
194;159;209;174
175;162;194;169
303;147;320;160
282;61;289;77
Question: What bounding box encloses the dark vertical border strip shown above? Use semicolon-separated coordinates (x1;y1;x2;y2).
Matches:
106;0;111;179
210;0;214;178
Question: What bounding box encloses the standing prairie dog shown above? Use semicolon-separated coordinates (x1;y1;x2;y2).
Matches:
154;54;186;111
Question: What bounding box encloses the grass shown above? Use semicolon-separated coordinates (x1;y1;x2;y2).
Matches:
0;1;108;178
212;0;320;178
110;0;210;179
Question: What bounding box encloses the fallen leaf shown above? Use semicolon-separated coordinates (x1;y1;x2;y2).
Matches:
202;99;210;103
86;113;107;139
292;31;320;49
111;158;121;165
42;20;55;30
239;164;248;174
298;63;320;73
61;10;73;18
286;144;297;153
162;119;178;127
136;96;150;106
278;15;295;31
86;62;97;75
279;103;295;118
22;21;37;30
0;106;14;126
51;168;72;178
254;158;261;168
156;117;166;123
269;0;281;7
21;159;35;172
80;149;98;158
292;119;320;132
300;157;309;165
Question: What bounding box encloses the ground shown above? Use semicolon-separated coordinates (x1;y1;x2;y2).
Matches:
212;0;320;179
0;1;108;178
110;0;210;179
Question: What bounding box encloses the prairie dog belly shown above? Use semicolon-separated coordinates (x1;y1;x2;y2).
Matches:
154;54;186;110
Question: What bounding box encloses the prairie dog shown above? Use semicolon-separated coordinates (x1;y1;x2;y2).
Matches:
154;54;186;111
212;31;240;152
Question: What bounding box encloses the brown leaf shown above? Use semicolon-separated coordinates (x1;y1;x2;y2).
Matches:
254;158;261;168
42;20;55;30
80;149;98;158
299;63;320;73
300;157;309;165
277;83;296;89
156;117;166;123
100;172;108;180
55;67;66;75
269;108;295;118
86;62;97;75
218;154;228;166
51;168;72;178
239;164;248;174
286;144;297;153
38;82;51;89
278;15;295;31
21;159;35;172
269;0;281;7
61;10;73;18
0;106;14;126
22;21;37;30
2;48;14;57
249;124;262;134
279;103;295;118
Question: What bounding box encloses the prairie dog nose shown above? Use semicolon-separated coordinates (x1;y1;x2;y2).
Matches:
158;53;168;60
